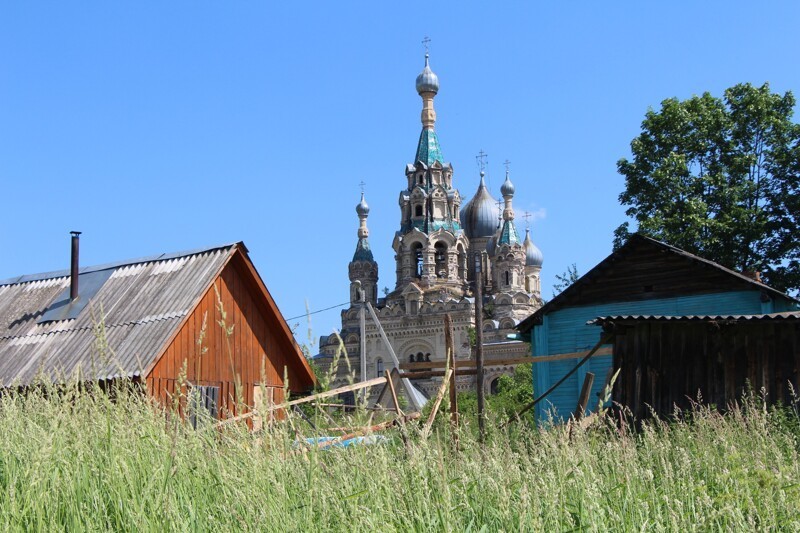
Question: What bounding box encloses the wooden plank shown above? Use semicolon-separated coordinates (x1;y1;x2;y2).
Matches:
422;368;453;437
263;376;388;412
313;412;422;451
399;348;613;370
403;369;477;379
385;369;403;417
574;372;595;421
309;403;399;412
215;375;389;427
374;368;402;408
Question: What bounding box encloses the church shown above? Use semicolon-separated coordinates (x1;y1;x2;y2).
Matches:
316;53;544;399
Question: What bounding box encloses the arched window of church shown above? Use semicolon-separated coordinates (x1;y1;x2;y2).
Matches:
505;271;510;285
434;242;447;278
412;243;424;277
416;352;424;362
376;358;384;378
415;205;423;217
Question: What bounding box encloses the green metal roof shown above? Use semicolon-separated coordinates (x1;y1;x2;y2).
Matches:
415;129;443;166
498;220;521;246
352;238;374;262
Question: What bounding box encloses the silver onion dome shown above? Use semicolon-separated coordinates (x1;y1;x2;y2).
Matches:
523;228;543;267
500;171;515;197
356;193;369;216
415;53;439;94
486;234;497;258
460;172;500;239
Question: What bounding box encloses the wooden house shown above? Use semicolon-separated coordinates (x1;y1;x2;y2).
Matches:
591;311;800;419
0;241;316;417
516;234;798;422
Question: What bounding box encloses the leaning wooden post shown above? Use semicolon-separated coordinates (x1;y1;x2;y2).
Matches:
422;368;453;437
474;252;486;443
444;314;459;448
385;369;403;417
575;372;595;422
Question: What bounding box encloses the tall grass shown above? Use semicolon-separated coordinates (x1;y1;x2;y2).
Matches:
0;382;798;531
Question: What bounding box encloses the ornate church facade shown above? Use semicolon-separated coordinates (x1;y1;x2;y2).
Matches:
316;53;544;398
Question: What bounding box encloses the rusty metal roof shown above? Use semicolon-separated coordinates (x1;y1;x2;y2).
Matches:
0;244;236;386
588;311;800;326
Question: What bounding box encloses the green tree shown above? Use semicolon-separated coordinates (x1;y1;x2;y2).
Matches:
616;83;800;294
552;263;579;296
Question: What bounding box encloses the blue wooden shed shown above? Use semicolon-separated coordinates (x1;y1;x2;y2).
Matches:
516;234;798;423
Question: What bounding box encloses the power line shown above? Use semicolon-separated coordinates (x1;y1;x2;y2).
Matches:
285;301;351;322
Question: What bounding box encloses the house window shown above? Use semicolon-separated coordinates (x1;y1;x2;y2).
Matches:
376;358;384;377
188;384;220;428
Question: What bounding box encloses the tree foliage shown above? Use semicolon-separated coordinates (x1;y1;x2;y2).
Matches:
616;83;800;294
552;263;580;296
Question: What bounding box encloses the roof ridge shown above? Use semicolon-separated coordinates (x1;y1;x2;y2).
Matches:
0;242;239;287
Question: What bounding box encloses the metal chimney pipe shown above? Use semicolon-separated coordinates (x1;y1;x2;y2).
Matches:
70;231;81;301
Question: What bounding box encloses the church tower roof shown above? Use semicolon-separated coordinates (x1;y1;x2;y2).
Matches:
460;171;499;239
415;53;439;94
523;228;544;267
352;192;375;262
414;53;443;166
498;169;521;246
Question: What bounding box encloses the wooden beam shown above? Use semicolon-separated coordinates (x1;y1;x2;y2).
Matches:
402;369;477;379
314;412;422;451
385;369;403;417
311;403;399;412
445;314;459;430
374;367;402;408
422;368;453;437
574;372;595;422
399;348;613;371
262;376;387;413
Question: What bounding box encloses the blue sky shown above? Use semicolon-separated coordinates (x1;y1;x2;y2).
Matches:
2;2;799;347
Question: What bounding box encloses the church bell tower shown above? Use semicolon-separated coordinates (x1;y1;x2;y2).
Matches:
349;192;378;305
390;52;469;306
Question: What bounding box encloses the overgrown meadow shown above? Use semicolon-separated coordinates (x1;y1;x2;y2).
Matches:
0;381;799;531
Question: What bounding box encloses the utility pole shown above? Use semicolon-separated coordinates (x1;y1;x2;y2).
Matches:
474;252;486;443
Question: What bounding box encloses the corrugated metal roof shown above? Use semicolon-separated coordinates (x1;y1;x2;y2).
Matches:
0;244;236;386
588;311;800;326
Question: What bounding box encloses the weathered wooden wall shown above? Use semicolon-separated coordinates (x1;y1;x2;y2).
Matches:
532;291;772;422
146;251;313;417
612;321;800;419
